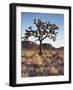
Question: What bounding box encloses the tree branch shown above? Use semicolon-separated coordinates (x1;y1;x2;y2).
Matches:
42;33;49;41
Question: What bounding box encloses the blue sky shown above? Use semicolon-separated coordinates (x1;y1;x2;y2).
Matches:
21;12;64;48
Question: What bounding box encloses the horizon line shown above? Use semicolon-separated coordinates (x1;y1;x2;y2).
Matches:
21;40;64;49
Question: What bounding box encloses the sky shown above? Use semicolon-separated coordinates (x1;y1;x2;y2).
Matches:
21;12;64;48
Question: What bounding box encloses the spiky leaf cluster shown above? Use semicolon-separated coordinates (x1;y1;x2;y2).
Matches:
22;19;59;42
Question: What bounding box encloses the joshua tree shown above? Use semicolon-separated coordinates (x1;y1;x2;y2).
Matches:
22;19;59;55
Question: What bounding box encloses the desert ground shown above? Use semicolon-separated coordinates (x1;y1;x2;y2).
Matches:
21;46;64;77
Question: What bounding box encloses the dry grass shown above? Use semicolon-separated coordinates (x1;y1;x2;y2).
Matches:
21;49;64;77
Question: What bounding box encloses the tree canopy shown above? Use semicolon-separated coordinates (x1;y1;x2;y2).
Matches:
22;19;59;42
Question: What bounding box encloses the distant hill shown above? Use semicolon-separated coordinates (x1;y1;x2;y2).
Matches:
22;41;64;50
57;47;64;50
22;41;38;49
42;43;55;50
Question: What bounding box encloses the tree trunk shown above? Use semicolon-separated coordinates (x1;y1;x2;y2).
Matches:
39;40;42;55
